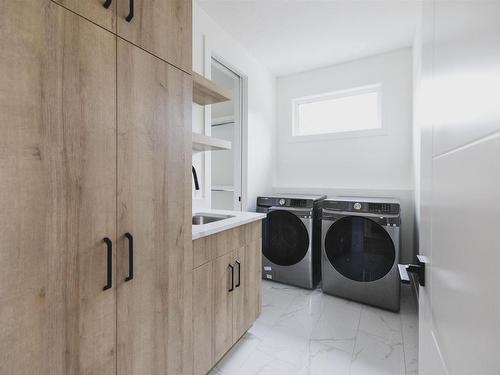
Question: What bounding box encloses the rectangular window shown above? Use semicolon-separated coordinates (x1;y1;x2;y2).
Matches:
292;84;382;138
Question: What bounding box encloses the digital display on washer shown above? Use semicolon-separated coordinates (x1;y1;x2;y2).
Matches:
290;199;307;207
367;203;398;214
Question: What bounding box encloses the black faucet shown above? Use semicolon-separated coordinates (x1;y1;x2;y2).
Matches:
192;166;200;191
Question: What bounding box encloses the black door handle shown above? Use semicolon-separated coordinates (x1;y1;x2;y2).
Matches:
103;237;113;291
125;0;134;22
398;255;427;287
235;260;241;288
124;233;134;282
228;264;234;292
103;0;112;9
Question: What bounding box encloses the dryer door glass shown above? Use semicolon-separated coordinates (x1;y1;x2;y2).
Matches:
324;216;395;282
264;210;310;266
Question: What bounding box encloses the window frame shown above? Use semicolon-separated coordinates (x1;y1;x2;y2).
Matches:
291;84;385;142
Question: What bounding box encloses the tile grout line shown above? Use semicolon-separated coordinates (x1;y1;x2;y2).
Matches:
400;303;409;375
348;305;364;375
224;283;306;375
304;290;327;375
223;285;272;375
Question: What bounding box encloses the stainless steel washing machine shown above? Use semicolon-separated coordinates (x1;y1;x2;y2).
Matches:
257;194;326;289
321;197;401;311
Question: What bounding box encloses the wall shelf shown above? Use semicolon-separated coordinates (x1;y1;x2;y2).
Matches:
192;72;231;105
212;116;235;127
211;185;235;192
192;132;232;152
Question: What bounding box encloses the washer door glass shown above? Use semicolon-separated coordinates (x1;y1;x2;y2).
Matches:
324;216;395;282
264;210;310;266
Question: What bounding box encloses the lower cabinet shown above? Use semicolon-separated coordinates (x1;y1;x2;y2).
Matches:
213;250;236;360
193;222;262;375
193;262;215;375
233;240;262;340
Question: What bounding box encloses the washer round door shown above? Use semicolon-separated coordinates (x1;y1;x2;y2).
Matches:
324;216;395;282
264;210;310;266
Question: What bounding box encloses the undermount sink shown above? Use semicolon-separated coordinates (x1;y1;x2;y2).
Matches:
192;213;234;225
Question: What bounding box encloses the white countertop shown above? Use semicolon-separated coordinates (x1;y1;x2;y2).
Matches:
192;209;266;240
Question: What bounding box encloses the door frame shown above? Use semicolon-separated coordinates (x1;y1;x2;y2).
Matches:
200;35;249;211
210;56;244;211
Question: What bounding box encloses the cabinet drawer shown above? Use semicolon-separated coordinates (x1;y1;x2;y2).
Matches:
193;234;217;269
192;222;262;269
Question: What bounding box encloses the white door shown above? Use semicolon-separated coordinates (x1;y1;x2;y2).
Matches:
415;1;500;374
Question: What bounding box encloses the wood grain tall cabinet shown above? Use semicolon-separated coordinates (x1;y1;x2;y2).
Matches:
51;0;191;72
116;39;192;375
52;0;117;31
116;0;192;72
0;1;192;375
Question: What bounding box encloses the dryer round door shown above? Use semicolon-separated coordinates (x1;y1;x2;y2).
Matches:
324;216;395;282
264;210;310;266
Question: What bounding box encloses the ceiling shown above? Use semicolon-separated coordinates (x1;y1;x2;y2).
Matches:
197;0;420;77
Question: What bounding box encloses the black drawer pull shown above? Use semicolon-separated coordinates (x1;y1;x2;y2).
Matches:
124;233;134;282
228;264;234;292
126;0;134;22
103;0;112;9
103;237;113;291
235;260;241;288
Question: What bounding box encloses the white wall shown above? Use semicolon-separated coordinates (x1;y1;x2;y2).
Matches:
192;3;276;212
274;49;415;263
193;10;415;261
276;49;413;190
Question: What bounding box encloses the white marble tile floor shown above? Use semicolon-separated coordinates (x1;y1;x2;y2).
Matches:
210;280;418;375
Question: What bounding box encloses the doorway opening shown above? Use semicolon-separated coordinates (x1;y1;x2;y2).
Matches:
210;58;243;211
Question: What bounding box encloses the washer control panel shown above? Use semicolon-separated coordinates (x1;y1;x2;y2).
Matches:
322;199;400;215
257;196;315;208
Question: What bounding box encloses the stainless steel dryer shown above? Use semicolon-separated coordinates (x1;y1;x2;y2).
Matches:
321;197;401;311
257;194;326;289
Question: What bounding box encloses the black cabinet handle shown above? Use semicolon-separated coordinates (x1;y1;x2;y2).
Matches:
228;264;234;292
103;0;112;9
124;233;134;282
235;260;241;288
125;0;134;22
103;237;113;291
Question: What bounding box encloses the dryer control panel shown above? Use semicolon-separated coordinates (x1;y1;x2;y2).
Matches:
322;200;400;215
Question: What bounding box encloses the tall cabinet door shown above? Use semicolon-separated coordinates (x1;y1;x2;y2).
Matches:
52;0;117;32
0;2;116;375
116;39;193;375
117;0;192;72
